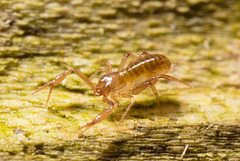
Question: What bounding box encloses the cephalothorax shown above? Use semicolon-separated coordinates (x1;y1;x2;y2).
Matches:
33;51;190;137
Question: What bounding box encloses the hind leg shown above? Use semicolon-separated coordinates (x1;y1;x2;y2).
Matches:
132;77;160;105
132;74;191;106
161;74;191;88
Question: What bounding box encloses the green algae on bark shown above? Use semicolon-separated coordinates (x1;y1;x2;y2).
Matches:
0;0;240;160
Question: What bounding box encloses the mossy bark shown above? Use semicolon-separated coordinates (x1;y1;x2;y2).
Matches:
0;0;240;160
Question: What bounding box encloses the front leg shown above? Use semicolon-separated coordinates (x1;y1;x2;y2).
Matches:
32;68;96;106
88;61;113;81
76;96;119;137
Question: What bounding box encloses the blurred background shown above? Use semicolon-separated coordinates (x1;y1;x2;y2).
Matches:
0;0;240;160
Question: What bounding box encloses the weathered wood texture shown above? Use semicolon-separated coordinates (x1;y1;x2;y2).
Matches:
0;0;240;160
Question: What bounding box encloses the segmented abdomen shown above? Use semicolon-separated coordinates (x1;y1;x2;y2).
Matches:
119;54;171;84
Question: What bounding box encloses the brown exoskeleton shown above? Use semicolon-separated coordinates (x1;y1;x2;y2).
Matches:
32;51;190;137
